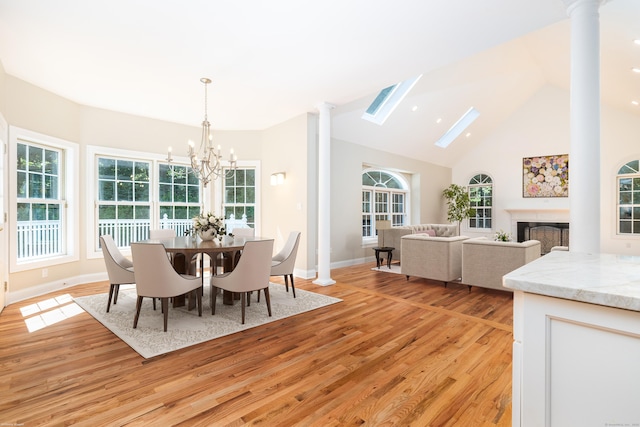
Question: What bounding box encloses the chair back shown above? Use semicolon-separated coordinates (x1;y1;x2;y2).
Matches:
271;231;301;275
219;239;273;292
232;227;255;238
131;242;197;298
149;228;176;239
100;235;135;285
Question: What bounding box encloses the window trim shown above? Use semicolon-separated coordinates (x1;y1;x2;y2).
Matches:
214;160;261;236
9;126;79;272
361;168;410;245
616;160;640;236
85;145;210;259
467;173;493;231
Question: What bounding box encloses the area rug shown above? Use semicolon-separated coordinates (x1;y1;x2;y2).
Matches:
74;283;341;359
371;264;402;275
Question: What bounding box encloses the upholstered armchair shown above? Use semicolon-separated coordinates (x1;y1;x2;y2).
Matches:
400;234;469;285
461;237;541;291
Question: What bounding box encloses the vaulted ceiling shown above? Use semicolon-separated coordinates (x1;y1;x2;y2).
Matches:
0;0;638;167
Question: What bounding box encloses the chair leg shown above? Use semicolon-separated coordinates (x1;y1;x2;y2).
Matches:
107;284;117;312
284;275;289;292
113;284;120;304
197;289;202;317
247;291;251;306
241;292;246;324
133;296;144;328
289;274;296;298
162;298;169;332
211;285;218;315
263;287;272;317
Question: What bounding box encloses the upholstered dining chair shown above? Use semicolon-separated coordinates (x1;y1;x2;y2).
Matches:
231;227;255;237
149;228;176;239
131;242;202;332
270;231;301;298
100;234;135;313
210;239;274;324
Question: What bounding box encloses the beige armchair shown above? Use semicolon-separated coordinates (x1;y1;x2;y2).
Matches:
401;234;469;285
462;237;541;292
100;234;135;313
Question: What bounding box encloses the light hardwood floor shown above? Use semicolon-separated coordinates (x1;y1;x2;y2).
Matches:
0;262;513;426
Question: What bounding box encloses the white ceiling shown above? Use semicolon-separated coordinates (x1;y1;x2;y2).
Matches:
0;0;638;167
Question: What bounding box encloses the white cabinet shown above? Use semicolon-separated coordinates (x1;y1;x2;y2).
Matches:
512;290;640;426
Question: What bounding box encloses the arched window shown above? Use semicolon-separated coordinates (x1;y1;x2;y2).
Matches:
468;174;493;229
362;170;408;239
617;160;640;235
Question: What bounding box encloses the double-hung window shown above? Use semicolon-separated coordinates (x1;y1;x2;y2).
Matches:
96;157;151;247
617;160;640;235
221;166;258;233
10;127;79;272
158;162;201;236
362;169;408;242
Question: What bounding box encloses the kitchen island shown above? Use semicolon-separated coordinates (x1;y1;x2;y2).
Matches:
503;251;640;427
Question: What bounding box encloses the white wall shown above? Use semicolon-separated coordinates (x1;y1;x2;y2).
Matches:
452;84;640;255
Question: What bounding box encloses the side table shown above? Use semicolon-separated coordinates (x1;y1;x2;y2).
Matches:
373;246;395;269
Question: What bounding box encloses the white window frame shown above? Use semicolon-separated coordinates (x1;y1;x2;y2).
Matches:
616;160;640;236
467;173;493;231
214;160;261;236
85;146;210;259
9;126;79;273
361;168;409;245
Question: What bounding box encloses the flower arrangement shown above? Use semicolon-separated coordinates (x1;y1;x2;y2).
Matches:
494;229;512;242
188;212;226;240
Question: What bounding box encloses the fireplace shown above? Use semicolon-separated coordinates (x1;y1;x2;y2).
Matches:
517;222;569;255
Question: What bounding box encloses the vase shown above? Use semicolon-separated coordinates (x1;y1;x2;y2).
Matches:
198;229;217;241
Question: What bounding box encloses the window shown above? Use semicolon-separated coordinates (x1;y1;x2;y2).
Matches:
617;160;640;235
10;127;79;272
362;75;422;125
158;163;201;236
222;167;257;231
468;174;493;229
97;157;151;246
362;169;408;241
87;146;209;256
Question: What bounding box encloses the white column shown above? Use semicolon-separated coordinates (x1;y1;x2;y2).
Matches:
564;0;605;254
313;102;336;286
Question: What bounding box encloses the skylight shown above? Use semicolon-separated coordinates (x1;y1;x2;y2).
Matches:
434;107;480;148
362;74;422;125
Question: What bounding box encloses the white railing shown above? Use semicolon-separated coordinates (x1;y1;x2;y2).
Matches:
225;214;249;234
18;215;238;259
17;220;63;260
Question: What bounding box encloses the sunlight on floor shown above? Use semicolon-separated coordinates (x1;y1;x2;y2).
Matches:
19;293;84;333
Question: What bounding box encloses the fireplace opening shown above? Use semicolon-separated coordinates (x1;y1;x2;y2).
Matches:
517;222;569;255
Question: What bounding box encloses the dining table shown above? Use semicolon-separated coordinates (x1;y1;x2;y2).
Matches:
140;235;264;308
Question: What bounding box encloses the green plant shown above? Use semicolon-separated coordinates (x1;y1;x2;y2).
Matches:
494;229;512;242
442;184;475;235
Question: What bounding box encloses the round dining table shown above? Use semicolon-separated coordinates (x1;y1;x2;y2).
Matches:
140;235;262;307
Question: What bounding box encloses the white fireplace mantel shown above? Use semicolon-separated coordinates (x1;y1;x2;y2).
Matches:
505;209;570;237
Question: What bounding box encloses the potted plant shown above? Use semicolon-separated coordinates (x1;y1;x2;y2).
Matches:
442;183;475;235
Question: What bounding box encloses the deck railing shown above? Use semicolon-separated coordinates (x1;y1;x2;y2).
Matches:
18;214;250;260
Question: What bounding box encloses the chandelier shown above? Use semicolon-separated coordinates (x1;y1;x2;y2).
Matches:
179;77;237;187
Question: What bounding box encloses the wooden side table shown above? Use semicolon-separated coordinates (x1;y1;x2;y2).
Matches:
373;247;395;269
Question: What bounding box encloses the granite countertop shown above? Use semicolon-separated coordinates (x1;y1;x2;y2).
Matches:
503;251;640;312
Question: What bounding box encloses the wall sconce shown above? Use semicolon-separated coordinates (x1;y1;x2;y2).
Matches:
270;172;286;186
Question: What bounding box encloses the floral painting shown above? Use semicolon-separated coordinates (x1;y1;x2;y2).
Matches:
523;154;568;198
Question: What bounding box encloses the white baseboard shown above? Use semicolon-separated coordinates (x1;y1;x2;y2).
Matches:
7;272;108;305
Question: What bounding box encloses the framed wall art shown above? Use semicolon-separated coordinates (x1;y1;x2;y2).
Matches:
523;154;569;198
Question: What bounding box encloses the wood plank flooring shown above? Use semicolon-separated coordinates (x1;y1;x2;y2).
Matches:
0;262;514;426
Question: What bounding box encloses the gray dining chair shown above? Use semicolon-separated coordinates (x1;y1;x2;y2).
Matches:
131;242;202;332
100;234;135;313
270;231;301;298
210;239;274;324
